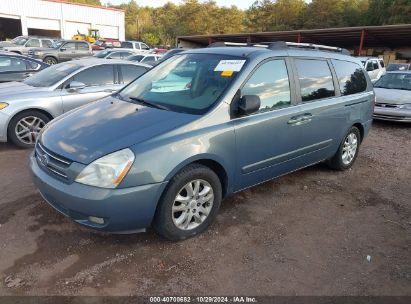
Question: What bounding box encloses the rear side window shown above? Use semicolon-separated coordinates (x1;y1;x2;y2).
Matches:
73;65;114;86
121;65;147;83
63;42;76;50
372;60;379;70
241;59;291;113
331;60;367;96
295;59;335;102
119;52;133;59
0;56;27;72
26;39;40;47
379;60;385;68
41;40;53;48
121;42;133;48
76;42;89;50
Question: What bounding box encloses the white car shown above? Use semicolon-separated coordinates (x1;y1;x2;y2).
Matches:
120;41;151;54
358;57;386;82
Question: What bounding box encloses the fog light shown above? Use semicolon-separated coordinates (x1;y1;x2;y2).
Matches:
88;216;105;225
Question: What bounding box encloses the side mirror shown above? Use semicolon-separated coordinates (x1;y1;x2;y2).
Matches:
67;81;86;92
237;95;261;116
60;47;66;52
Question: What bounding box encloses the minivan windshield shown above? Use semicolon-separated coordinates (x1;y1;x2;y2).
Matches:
374;73;411;91
119;53;245;114
24;63;82;87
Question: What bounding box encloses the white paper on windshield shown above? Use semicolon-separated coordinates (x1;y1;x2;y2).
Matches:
214;60;246;72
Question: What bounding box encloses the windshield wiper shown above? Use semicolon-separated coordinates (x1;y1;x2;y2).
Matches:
129;97;169;111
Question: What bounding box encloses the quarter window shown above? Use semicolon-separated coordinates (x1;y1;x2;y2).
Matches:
295;59;335;102
331;60;367;96
241;59;291;113
41;40;53;48
72;65;114;86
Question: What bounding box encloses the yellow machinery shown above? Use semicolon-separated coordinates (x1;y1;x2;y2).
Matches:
72;29;100;44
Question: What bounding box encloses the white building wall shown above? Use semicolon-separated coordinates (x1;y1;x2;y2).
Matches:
0;0;125;40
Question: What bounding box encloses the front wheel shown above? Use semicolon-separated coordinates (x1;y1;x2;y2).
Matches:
153;164;222;241
8;110;50;148
44;56;57;65
327;126;361;170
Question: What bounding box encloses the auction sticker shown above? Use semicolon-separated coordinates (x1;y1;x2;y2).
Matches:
214;60;246;72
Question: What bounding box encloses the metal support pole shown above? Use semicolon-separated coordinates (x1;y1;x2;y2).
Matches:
358;29;365;56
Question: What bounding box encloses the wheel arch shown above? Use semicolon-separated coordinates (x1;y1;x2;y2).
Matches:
7;108;54;134
352;122;364;142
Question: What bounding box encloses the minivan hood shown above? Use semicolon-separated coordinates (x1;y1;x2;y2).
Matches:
41;96;199;164
374;87;411;104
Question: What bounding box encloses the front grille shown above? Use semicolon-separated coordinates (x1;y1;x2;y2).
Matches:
35;142;72;181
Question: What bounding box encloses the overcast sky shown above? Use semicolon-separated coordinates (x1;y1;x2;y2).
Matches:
102;0;256;10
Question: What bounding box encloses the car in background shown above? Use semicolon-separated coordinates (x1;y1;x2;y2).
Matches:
120;41;151;54
158;48;188;63
386;63;410;72
93;49;135;59
28;40;92;65
0;51;48;83
92;39;121;51
373;71;411;122
0;59;150;148
0;36;30;49
358;57;386;82
2;36;55;55
151;48;168;55
125;54;162;66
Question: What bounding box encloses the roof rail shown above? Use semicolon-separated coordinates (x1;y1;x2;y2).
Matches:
208;40;351;55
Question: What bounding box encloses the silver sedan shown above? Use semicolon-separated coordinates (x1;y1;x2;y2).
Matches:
0;59;150;148
373;71;411;122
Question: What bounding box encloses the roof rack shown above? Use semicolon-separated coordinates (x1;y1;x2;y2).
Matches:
208;41;351;56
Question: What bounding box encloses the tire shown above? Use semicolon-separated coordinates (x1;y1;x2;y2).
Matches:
8;110;50;149
327;126;361;170
44;56;57;65
153;164;222;241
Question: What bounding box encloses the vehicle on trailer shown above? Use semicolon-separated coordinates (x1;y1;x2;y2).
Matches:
125;54;162;66
28;40;92;65
0;59;150;148
120;41;151;54
30;42;374;240
2;36;55;55
373;71;411;122
0;51;49;83
358;57;386;82
386;63;410;72
93;49;136;59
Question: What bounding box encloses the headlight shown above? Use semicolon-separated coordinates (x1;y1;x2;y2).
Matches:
75;148;135;188
0;102;8;110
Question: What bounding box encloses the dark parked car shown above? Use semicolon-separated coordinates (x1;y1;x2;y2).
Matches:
30;42;374;240
28;40;92;65
0;51;48;83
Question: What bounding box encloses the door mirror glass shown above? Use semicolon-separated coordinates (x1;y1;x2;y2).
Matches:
237;95;261;115
67;81;86;91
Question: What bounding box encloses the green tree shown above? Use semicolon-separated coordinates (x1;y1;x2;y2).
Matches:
69;0;102;5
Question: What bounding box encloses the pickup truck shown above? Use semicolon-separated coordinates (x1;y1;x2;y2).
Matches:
120;41;151;54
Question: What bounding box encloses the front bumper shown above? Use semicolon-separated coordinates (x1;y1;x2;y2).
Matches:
30;153;168;233
373;107;411;122
0;111;10;142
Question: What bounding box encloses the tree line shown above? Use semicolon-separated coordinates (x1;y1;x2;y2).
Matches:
71;0;411;46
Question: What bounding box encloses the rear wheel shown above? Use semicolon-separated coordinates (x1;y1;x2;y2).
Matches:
327;126;361;170
153;164;222;241
44;56;57;65
8;110;50;149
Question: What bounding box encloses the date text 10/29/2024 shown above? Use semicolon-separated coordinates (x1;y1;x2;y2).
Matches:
149;297;258;303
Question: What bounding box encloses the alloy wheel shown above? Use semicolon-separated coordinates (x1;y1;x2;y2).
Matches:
172;179;214;231
14;116;46;145
342;132;358;165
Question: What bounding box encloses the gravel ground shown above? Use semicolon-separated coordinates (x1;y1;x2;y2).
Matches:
0;121;410;296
